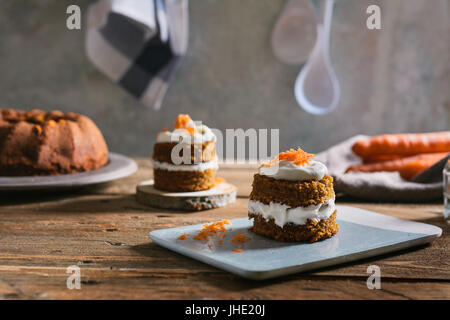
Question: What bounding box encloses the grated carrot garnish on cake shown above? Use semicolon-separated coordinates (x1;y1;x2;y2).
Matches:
260;148;315;168
232;249;244;253
193;219;231;241
174;114;197;135
230;232;250;243
159;128;170;134
177;233;187;240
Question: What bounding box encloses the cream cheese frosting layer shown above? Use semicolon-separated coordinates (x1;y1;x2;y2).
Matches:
248;198;335;227
156;125;216;144
258;159;327;181
152;159;218;172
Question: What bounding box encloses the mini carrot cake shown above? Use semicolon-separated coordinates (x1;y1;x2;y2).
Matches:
248;148;338;243
152;114;217;192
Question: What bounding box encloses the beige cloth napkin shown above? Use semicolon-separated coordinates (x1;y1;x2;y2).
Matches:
316;135;448;202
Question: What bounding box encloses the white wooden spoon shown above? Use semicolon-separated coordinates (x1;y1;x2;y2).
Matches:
294;0;340;115
271;0;317;65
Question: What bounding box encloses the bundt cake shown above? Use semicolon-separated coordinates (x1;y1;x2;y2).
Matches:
0;109;109;176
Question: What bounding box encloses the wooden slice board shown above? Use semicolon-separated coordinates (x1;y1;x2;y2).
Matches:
136;179;237;211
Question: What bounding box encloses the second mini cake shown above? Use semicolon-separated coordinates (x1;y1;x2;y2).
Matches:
152;114;218;192
248;148;338;243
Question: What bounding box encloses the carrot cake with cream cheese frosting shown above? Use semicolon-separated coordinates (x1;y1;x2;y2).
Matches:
152;114;218;192
248;148;338;243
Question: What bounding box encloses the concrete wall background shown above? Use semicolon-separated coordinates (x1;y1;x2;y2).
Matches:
0;0;449;157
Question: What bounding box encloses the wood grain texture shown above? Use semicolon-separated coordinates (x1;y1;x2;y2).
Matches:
136;180;237;211
0;159;448;299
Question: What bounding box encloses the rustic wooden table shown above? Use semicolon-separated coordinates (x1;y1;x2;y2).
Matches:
0;159;448;300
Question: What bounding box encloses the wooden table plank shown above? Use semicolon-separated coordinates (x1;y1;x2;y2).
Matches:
0;265;449;300
0;158;448;299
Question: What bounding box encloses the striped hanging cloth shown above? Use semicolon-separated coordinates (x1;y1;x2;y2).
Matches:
86;0;188;109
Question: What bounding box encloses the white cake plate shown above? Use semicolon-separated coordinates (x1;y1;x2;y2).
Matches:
0;152;137;191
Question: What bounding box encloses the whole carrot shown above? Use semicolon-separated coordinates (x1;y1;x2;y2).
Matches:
362;154;404;164
346;152;448;181
352;132;450;158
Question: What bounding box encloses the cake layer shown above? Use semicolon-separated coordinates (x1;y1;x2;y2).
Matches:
248;198;335;227
153;168;216;192
152;141;216;164
152;159;218;172
0;109;108;176
249;210;339;243
249;174;335;207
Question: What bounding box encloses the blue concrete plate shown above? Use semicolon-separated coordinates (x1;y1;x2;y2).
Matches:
150;205;442;280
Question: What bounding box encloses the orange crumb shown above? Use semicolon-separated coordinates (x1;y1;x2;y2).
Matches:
34;125;42;134
47;119;57;127
215;177;226;185
174;114;196;135
34;115;44;123
57;119;66;125
232;249;244;253
193;219;231;241
230;232;250;243
158;128;170;134
260;147;315;168
177;233;187;240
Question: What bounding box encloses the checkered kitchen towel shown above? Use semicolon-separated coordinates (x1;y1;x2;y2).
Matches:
86;0;188;109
